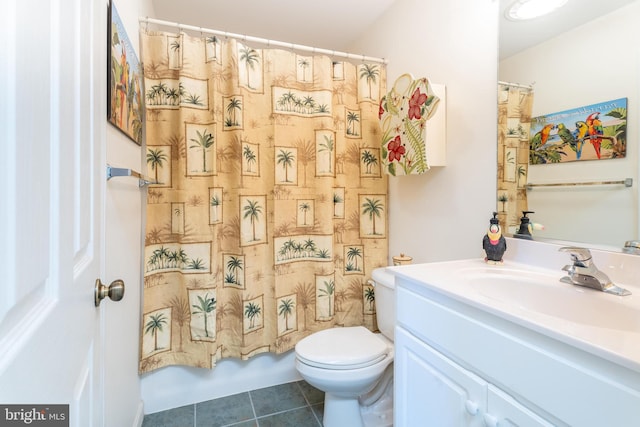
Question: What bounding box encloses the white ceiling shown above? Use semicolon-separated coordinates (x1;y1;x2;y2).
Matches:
498;0;637;60
150;0;397;51
151;0;637;60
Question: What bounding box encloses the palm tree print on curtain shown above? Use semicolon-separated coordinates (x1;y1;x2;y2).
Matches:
224;254;245;288
147;147;167;180
186;123;216;175
275;147;297;184
142;308;171;357
316;274;335;320
344;245;364;274
360;195;386;238
242;142;259;175
224;96;243;128
360;148;381;176
364;285;375;315
145;76;208;109
316;130;336;176
243;296;263;333
297;200;314;227
358;64;380;101
277;295;297;335
140;30;388;373
167;34;183;69
209;187;223;224
189;290;217;340
238;45;262;91
240;196;266;245
296;55;313;83
497;83;534;233
346;109;361;137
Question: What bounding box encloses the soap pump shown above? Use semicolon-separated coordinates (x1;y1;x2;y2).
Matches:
514;211;535;240
483;212;506;264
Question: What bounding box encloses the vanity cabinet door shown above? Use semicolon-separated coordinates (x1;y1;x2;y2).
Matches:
395;327;486;426
486;385;556;427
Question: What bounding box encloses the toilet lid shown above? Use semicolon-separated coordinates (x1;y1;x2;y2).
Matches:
295;326;389;370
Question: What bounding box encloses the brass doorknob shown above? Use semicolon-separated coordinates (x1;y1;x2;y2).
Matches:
95;279;125;306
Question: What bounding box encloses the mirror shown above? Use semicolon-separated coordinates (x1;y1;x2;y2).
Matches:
498;0;639;249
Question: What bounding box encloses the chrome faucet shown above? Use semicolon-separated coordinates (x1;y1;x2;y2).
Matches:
559;247;631;296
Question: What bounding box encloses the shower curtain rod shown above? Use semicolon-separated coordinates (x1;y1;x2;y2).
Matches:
139;17;388;65
498;80;535;90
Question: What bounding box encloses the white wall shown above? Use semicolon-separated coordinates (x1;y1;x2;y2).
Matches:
499;2;640;247
140;0;499;414
351;0;499;263
104;0;154;425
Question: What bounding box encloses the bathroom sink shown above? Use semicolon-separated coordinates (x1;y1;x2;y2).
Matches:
456;266;640;332
392;257;640;370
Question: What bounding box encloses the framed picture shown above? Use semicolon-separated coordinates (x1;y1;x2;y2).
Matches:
108;0;144;145
529;97;627;164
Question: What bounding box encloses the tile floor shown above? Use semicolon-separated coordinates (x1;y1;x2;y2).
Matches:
141;380;325;427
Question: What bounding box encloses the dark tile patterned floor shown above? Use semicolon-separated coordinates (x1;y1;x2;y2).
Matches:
142;380;324;427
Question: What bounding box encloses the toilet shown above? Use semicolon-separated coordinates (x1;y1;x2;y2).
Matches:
295;267;396;427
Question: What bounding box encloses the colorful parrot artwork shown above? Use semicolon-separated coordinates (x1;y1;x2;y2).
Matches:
529;97;627;164
586;112;604;159
530;123;554;150
555;123;578;157
112;47;129;129
571;121;588;160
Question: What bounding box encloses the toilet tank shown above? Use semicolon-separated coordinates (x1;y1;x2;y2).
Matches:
371;267;396;341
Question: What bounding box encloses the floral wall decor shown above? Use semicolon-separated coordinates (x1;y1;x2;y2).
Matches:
379;74;440;176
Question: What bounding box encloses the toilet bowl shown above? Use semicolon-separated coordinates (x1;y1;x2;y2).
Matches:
294;267;396;427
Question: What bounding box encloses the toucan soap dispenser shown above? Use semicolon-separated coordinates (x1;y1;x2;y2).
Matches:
514;211;535;240
483;212;506;264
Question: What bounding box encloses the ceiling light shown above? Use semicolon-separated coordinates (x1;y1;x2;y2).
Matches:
506;0;568;21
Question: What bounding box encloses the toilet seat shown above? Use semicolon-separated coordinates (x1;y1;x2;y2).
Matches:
295;326;390;370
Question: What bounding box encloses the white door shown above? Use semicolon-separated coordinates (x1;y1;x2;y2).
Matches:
0;0;107;425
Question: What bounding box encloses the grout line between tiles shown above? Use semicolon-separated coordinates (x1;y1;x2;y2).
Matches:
247;390;259;424
254;405;321;427
310;403;323;427
295;381;311;406
296;381;323;426
221;420;257;427
254;404;310;419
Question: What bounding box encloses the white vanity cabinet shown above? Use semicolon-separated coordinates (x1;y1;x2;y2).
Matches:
396;327;553;426
395;326;486;427
394;275;640;427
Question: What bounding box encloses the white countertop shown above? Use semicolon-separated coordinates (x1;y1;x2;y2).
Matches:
390;238;640;373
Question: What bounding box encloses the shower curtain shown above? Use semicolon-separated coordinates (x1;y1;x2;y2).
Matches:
497;83;534;234
139;30;388;373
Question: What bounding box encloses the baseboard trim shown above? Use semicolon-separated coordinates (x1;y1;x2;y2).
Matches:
132;400;144;427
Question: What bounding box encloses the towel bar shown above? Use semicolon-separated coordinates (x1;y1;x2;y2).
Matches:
526;178;632;190
106;166;158;187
